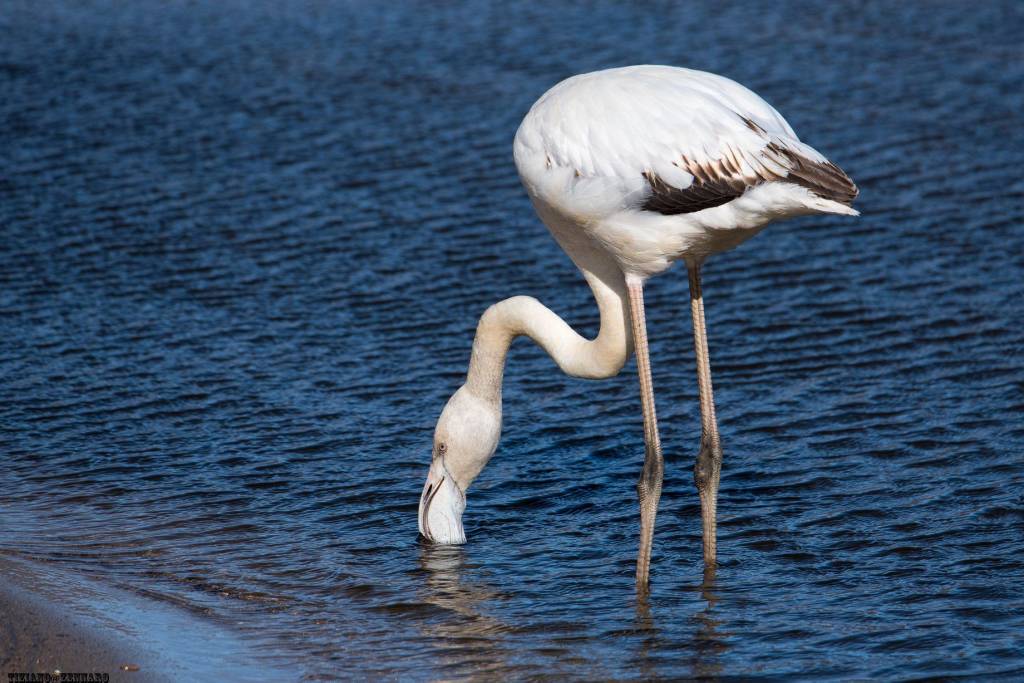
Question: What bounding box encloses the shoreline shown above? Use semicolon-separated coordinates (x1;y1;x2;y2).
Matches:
0;578;155;683
0;553;295;682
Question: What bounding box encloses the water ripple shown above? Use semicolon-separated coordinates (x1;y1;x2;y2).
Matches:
1;0;1023;679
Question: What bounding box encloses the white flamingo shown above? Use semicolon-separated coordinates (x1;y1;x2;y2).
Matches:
418;65;858;587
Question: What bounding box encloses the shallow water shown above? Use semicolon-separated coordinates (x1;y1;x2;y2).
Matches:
2;0;1024;679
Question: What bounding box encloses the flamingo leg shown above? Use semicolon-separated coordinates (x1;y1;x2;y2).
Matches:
687;263;723;567
626;278;664;589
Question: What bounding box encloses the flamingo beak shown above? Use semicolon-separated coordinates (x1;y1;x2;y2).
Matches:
418;458;467;544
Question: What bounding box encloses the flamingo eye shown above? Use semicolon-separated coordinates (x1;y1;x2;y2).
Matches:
437;442;447;455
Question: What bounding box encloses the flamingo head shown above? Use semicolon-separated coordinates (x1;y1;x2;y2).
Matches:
418;385;501;544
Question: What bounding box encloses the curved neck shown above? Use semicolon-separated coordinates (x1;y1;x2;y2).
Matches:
463;237;632;404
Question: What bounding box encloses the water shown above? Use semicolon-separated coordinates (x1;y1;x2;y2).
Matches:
2;0;1023;679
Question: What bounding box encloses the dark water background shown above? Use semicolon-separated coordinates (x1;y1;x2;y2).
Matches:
2;0;1024;679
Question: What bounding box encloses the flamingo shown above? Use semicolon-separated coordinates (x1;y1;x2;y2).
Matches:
418;65;858;587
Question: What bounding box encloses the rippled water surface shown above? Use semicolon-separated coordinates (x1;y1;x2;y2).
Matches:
3;1;1024;679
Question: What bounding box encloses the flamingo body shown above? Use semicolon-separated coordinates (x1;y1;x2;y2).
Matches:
513;65;857;277
420;65;858;586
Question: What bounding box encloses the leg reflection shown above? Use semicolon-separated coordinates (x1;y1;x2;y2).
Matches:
633;588;660;680
691;564;728;679
632;565;730;679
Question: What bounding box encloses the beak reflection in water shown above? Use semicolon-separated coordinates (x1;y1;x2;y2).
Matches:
418;458;466;544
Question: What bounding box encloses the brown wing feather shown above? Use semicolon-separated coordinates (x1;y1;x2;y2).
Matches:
641;170;741;214
641;117;858;216
763;143;859;205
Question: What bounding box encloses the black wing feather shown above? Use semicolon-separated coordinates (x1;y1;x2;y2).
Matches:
641;170;743;215
641;119;858;216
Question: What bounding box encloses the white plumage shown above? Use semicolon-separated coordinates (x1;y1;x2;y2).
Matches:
513;65;858;276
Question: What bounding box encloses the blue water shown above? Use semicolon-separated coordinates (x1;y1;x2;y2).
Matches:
2;0;1023;679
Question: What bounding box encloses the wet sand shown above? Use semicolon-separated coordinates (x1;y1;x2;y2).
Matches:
0;579;159;682
0;555;294;682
